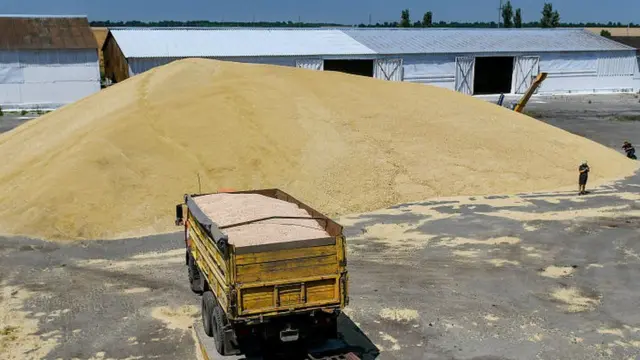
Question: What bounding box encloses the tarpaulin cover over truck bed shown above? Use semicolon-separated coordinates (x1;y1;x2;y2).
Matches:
192;193;331;247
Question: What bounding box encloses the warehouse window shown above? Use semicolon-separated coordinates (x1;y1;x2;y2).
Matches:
323;60;374;77
473;56;514;95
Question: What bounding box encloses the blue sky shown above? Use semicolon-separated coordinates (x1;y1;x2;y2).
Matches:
0;0;637;24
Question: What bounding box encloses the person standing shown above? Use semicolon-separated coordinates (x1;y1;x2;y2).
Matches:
623;141;637;159
578;161;590;195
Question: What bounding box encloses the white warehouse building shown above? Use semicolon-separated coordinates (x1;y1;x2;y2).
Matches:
103;28;640;95
0;15;101;110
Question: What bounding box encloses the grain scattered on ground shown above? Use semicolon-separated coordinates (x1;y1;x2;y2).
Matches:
379;332;401;351
487;259;520;267
453;250;480;258
598;328;626;337
550;287;600;312
522;246;545;259
151;305;198;331
528;333;545;342
438;236;521;247
483;205;633;222
587;263;604;269
0;284;59;360
77;249;184;270
122;287;151;294
0;58;635;240
379;308;420;322
484;314;500;322
539;265;576;278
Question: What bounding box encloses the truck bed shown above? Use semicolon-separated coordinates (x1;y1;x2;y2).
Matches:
193;193;330;247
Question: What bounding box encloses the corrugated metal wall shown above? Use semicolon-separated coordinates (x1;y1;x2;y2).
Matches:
0;49;100;109
399;50;637;94
121;50;637;96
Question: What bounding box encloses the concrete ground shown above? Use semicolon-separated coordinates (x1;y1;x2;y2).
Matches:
2;94;640;360
0;114;37;133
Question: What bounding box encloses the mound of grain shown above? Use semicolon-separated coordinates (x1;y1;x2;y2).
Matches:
0;58;636;240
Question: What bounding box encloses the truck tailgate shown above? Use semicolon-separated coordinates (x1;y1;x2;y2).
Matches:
234;239;346;317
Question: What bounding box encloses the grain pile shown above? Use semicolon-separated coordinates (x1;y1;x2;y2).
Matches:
193;193;329;246
0;58;636;240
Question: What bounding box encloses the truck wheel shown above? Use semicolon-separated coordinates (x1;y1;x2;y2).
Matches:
188;255;205;294
212;305;226;355
202;291;215;337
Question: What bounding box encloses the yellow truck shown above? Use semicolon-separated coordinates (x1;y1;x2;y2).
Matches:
175;189;349;356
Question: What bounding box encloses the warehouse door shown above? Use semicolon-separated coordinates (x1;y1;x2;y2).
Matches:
455;57;475;95
324;60;374;77
296;59;324;71
513;56;540;94
374;58;403;81
473;57;514;95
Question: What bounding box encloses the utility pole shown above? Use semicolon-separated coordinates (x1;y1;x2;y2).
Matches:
498;0;503;28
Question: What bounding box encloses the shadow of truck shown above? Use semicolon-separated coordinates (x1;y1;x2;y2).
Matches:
196;313;380;360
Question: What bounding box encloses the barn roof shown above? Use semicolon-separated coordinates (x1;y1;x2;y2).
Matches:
108;28;376;58
0;15;98;50
342;28;635;54
107;27;635;59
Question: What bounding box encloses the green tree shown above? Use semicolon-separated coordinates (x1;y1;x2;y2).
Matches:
514;8;522;28
600;29;612;37
541;3;560;28
502;1;514;28
551;9;560;27
400;9;411;27
423;11;433;27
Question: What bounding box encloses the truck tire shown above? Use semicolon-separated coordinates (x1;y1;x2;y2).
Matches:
188;255;205;294
212;305;226;355
202;291;215;337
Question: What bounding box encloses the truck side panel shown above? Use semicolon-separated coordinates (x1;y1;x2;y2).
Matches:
188;214;232;310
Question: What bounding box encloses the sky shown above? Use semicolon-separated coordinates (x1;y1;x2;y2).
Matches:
0;0;638;25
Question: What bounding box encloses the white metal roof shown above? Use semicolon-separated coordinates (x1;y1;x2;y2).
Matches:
109;27;635;59
343;28;635;54
109;28;376;58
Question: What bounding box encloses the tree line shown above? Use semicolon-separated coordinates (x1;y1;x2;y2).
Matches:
397;3;566;28
90;20;344;28
90;3;637;30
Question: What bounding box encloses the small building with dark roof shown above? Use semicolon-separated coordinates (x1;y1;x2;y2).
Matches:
0;15;101;110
